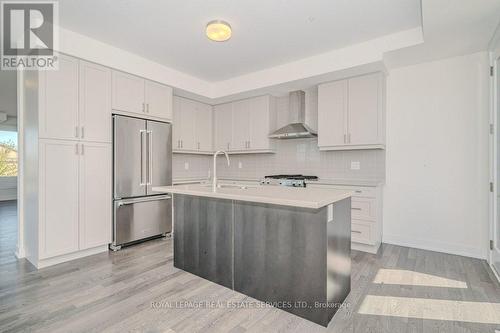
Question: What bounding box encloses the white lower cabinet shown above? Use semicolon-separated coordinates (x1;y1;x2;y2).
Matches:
79;142;112;250
39;140;80;259
39;139;112;260
308;183;383;254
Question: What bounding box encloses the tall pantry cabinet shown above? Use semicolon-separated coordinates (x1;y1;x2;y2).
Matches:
24;54;112;268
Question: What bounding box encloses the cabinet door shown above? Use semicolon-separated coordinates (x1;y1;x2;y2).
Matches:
180;99;197;150
248;96;271;150
195;103;213;152
39;140;79;258
232;99;250;151
214;103;233;151
79;142;112;249
111;71;145;114
145;80;173;121
348;74;381;145
39;54;79;140
79;61;111;143
318;80;348;147
172;96;182;150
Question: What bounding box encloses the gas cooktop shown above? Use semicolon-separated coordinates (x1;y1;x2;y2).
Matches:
261;175;318;187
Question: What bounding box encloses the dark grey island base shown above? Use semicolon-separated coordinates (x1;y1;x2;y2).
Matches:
173;194;351;327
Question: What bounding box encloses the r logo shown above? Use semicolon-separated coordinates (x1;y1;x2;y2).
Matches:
2;2;54;56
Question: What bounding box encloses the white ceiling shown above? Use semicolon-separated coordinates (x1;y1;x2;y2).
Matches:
58;0;421;81
384;0;500;68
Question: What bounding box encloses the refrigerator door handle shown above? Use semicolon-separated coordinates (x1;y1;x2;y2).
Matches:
116;195;171;207
147;130;153;185
140;130;147;186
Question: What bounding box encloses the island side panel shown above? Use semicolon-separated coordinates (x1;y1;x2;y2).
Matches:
233;201;329;326
326;198;352;322
173;194;233;289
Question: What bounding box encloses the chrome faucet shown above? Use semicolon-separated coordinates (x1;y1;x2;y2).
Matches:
212;150;230;191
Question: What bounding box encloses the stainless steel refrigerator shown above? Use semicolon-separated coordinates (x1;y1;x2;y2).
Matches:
111;115;172;250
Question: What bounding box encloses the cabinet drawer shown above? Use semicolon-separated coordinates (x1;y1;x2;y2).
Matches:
351;198;376;220
351;220;373;245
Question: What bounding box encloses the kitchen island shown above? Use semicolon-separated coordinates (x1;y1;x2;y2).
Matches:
153;184;352;327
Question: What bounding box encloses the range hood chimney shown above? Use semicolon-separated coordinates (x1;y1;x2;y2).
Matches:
269;90;317;139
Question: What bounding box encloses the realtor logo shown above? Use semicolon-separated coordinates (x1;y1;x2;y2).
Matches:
1;1;59;70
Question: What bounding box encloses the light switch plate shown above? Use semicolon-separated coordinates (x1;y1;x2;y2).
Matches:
238;161;243;169
184;162;189;170
350;161;360;170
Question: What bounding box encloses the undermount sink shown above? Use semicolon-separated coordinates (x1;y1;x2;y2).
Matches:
201;183;249;190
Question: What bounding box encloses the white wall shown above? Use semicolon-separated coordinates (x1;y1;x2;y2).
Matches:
383;52;491;259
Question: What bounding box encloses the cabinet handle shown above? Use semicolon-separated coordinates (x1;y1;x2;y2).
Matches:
146;103;150;113
75;143;79;155
352;207;362;211
197;142;200;150
81;126;84;139
181;140;183;148
75;126;79;138
148;130;153;185
351;230;362;234
142;103;145;113
81;143;84;155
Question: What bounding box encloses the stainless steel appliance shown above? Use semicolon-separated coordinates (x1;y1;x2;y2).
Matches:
261;174;318;187
111;115;172;250
268;91;317;139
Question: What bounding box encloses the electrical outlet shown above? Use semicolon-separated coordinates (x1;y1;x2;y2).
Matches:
238;161;243;169
350;161;360;170
184;162;189;170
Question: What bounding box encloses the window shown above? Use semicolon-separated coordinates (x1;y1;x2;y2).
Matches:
0;131;18;177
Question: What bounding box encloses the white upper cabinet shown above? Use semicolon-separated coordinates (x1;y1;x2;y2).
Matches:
318;80;347;148
214;103;233;151
195;103;213;152
231;99;251;151
111;71;145;114
112;70;172;121
39;54;79;141
145;80;173;120
318;72;385;150
79;61;111;143
79;142;112;250
214;95;276;154
40;56;112;143
348;74;383;145
173;96;213;153
248;96;274;151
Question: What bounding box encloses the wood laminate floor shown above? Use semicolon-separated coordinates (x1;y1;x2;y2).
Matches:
1;200;499;333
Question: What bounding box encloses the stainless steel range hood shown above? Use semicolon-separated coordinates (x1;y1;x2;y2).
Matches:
269;90;317;139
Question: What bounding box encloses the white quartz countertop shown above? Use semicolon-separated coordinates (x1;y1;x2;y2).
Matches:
153;184;353;209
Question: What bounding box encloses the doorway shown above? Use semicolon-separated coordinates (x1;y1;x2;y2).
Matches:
0;70;19;263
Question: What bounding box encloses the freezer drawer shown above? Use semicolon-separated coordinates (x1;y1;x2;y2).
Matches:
113;195;172;246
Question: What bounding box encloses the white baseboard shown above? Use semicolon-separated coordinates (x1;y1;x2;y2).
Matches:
29;245;109;269
383;233;487;260
352;242;381;254
15;245;25;259
490;263;500;283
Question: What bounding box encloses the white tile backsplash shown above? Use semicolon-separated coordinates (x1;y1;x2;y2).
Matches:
173;139;385;181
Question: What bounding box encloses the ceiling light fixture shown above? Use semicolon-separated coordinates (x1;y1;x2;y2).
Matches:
206;20;232;42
